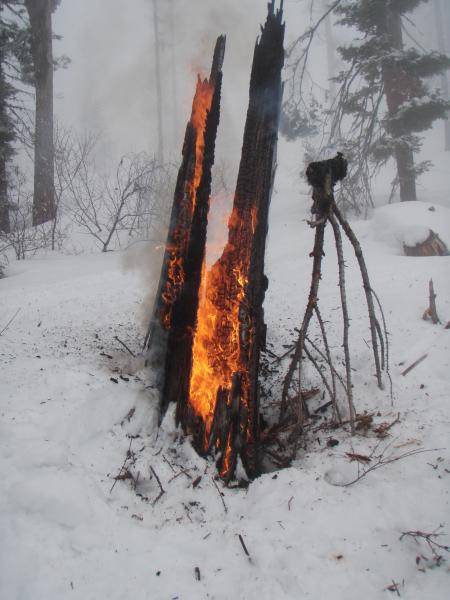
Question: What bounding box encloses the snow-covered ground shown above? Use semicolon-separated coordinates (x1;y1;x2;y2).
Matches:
1;176;449;599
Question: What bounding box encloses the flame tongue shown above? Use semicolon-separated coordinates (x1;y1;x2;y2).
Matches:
188;199;257;444
161;79;214;329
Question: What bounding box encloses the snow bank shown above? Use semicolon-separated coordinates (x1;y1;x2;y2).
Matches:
371;201;450;253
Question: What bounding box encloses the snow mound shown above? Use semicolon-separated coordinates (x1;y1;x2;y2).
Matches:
371;201;450;252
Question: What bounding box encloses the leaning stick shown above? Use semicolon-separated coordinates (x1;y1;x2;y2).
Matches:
280;222;326;420
333;204;383;389
329;212;356;432
314;306;342;423
305;334;348;395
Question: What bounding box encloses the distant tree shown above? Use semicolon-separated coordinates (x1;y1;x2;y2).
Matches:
284;0;450;210
24;0;61;226
434;0;450;150
0;24;14;233
0;0;33;232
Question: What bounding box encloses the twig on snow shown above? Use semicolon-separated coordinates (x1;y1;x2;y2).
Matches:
238;534;251;559
400;526;450;565
110;438;133;493
333;444;443;487
114;335;136;357
401;354;428;377
0;308;21;337
211;477;228;513
150;465;165;505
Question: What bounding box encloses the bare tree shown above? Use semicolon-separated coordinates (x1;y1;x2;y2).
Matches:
57;131;174;252
0;166;47;259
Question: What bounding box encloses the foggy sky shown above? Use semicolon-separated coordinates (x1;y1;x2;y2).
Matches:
52;0;304;169
52;0;450;204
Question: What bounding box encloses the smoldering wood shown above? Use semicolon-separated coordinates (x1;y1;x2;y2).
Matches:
207;1;285;479
144;36;226;401
145;2;285;482
170;57;224;433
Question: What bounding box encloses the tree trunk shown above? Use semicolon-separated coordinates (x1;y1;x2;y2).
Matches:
382;7;418;201
0;153;9;234
0;51;10;234
435;0;450;151
25;0;55;225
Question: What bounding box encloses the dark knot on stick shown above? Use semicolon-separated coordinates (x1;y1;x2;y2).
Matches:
306;152;348;221
306;152;348;190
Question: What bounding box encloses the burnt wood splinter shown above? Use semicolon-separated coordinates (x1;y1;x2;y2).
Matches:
145;1;285;482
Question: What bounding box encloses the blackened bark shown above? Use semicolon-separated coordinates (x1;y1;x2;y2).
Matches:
25;0;55;225
145;37;226;413
167;55;224;423
146;2;284;482
208;1;285;479
382;7;417;202
236;2;285;477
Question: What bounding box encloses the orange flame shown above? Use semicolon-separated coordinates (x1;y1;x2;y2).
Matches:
188;201;257;445
161;78;214;328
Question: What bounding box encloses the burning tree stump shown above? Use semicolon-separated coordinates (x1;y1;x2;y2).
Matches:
144;35;226;406
145;2;285;482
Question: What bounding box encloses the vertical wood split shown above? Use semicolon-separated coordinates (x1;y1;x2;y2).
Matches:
144;35;226;408
145;2;285;481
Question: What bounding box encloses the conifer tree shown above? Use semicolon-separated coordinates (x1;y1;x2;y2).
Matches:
0;0;33;232
337;0;450;201
284;0;450;208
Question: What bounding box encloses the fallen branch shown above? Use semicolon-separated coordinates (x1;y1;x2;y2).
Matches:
114;335;136;357
333;445;443;487
0;308;21;337
400;526;449;567
401;354;428;377
211;477;228;513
